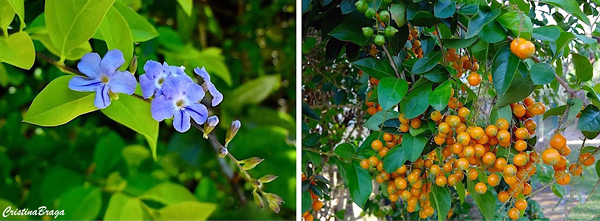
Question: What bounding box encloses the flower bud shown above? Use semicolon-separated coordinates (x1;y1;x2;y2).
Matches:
226;120;241;146
258;175;277;183
129;55;138;75
266;193;284;213
203;116;219;139
253;190;263;208
241;157;263;170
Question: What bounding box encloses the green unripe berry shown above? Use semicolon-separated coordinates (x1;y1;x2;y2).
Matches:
365;8;376;19
362;27;374;38
374;35;385;46
355;1;368;13
379;10;390;23
384;26;398;37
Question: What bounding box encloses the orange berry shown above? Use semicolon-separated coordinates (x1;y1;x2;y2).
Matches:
383;133;394;142
368;156;379;166
474;182;487;194
456;158;470;170
360;159;369;169
313;200;324;210
371;140;383;151
514;127;530;140
448;97;459;109
485;125;499;137
498;191;510;202
514;140;527;152
487;173;500;186
542;148;561;166
458;107;471;118
482;152;497;166
379;147;389;157
549;133;566;151
496;130;511;143
504;164;517;177
435;175;447;186
513;153;528;167
457;132;471;146
494;158;507;171
579;153;596;166
467;73;482;86
510;37;535;59
496;118;509;130
431;111;442;122
410;118;422;129
512;104;526;118
555;171;571;185
508;207;520;220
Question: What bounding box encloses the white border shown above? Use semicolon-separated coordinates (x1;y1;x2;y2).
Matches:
296;0;302;220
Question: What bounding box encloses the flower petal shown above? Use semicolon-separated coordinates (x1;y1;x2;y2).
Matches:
100;49;125;75
77;53;102;79
185;103;208;125
160;76;179;99
139;74;157;98
143;60;167;79
68;76;101;92
206;82;223;106
108;71;137;95
185;82;205;103
173;109;191;133
151;95;176;122
94;85;111;109
194;67;210;82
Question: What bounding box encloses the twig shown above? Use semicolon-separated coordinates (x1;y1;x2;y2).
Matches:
35;52;86;76
382;45;402;79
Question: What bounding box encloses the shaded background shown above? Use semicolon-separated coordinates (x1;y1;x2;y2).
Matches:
0;0;296;219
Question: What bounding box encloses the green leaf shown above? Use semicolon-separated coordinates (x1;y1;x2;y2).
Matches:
455;181;465;204
94;132;125;176
572;53;593;83
0;32;35;69
566;98;584;125
156;201;216;220
23;76;98;126
541;0;590;25
544;105;567;120
530;63;555;85
467;179;495;220
31;32;92;60
596;161;600;177
466;8;500;38
194;48;232;85
497;11;533;40
57;187;102;220
497;65;534;107
343;162;372;208
492;46;520;97
509;0;530;14
334;143;356;159
223;75;280;109
430;185;451;221
490;105;512;125
411;51;442;74
478;21;507;43
45;0;116;60
377;77;409;110
352;58;395;79
383;145;406;173
443;37;478;49
423;65;450;83
390;3;407;27
176;0;193;17
140;182;198;205
402;134;428;162
459;4;478;15
533;26;562;41
402;81;432;119
365;109;400;130
6;0;24;24
101;94;158;160
578;105;600;132
428;80;453;111
329;23;371;46
104;193;146;220
97;7;133;69
301;191;312;213
112;2;159;42
553;32;575;57
434;0;455;19
0;0;15;30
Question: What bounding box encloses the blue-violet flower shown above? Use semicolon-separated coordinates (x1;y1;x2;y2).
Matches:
194;67;223;106
150;77;208;132
68;49;137;109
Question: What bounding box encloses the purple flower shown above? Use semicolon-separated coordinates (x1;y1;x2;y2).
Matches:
139;61;171;99
68;49;137;109
194;67;223;106
151;77;208;132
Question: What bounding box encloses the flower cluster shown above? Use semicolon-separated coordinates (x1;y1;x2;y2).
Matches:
68;49;224;133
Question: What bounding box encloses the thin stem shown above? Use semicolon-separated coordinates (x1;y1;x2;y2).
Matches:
383;45;401;79
35;52;86;76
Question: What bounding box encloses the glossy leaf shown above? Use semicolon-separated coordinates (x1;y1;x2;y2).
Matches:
334;143;355;159
156;201;216;220
140;182;198;205
329;23;371;46
578;105;600;132
23;76;98;126
383;144;406;173
430;185;451;221
97;7;134;69
443;37;478;49
497;64;534;107
533;26;561;41
104;193;146;220
0;31;35;69
530;63;555;85
466;8;500;38
411;51;442;74
57;187;102;220
113;2;159;42
176;0;193;17
467;179;495;220
434;0;455;19
223;75;280;109
402;134;428;162
101;94;158;160
572;53;593;82
402;81;432;119
0;0;15;30
31;32;92;60
478;21;507;43
377;77;409;110
390;3;407;27
45;0;115;60
497;11;533;40
342;161;372;208
428;80;453;111
492;46;520;98
352;58;395;79
364;110;400;131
